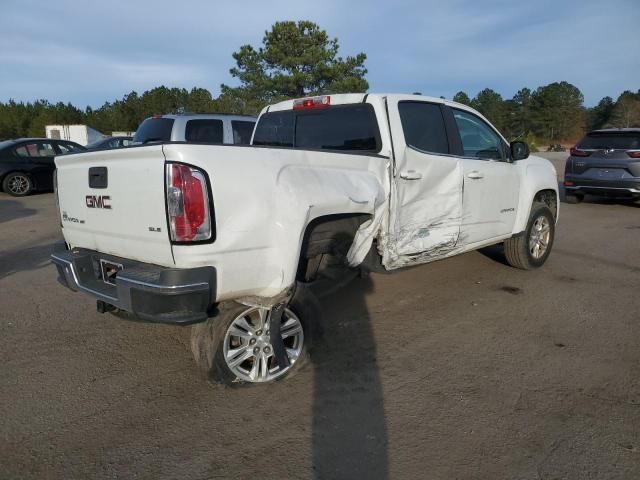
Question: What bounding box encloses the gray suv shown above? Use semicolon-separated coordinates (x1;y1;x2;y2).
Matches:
564;128;640;202
132;113;256;146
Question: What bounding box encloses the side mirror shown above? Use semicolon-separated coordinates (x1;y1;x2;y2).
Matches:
510;141;530;161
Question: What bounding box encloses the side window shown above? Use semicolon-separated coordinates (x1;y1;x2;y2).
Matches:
15;142;55;157
14;145;31;157
398;102;449;155
453;109;505;161
36;142;56;157
232;121;255;145
185;119;224;143
57;142;83;154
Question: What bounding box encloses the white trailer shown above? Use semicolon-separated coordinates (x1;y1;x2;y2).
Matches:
45;125;105;146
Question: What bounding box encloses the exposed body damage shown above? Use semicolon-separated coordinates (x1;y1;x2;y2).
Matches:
380;146;465;269
165;143;390;304
370;153;559;271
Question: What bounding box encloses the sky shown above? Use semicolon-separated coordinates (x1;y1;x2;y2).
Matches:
1;0;638;108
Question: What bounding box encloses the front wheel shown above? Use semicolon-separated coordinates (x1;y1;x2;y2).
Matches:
504;203;555;270
190;286;318;386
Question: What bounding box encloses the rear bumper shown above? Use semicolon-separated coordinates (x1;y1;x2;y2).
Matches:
564;176;640;197
51;248;216;324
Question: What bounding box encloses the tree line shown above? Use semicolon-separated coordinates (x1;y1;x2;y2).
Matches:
452;85;640;148
1;20;638;145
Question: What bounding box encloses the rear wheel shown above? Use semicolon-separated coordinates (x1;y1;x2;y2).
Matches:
2;173;32;196
190;286;318;386
504;203;555;270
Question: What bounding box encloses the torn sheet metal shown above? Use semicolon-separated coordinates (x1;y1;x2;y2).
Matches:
277;157;390;279
236;287;295;309
346;182;388;267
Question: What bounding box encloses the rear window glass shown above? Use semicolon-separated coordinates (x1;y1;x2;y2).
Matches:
133;118;175;144
578;132;640;150
185;119;224;143
232;120;255;145
252;111;294;147
398;102;449;154
253;104;381;152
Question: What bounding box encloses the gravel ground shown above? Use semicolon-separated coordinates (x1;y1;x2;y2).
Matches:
1;152;639;479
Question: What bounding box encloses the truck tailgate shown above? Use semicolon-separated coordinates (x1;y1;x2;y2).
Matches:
55;145;174;266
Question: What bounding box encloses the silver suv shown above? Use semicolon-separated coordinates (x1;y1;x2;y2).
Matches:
132;113;256;145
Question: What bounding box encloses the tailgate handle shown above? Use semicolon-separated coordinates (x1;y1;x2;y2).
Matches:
88;167;108;189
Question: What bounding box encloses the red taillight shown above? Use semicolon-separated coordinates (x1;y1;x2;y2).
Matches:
564;180;574;186
293;95;331;110
626;150;640;158
570;147;591;157
166;163;212;242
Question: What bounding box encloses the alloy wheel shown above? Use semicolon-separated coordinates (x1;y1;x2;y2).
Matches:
529;215;551;259
8;175;29;195
223;306;304;383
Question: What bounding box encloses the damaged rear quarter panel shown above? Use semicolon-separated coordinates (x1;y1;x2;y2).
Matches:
164;144;389;303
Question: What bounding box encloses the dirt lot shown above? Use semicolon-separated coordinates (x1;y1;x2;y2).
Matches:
1;153;639;479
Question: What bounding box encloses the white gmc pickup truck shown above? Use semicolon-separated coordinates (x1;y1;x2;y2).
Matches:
52;93;558;385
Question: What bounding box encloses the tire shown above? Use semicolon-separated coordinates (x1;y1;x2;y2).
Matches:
504;203;555;270
2;173;33;196
190;285;319;386
565;192;584;204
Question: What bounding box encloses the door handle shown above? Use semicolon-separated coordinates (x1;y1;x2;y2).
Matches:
467;171;484;179
400;170;422;180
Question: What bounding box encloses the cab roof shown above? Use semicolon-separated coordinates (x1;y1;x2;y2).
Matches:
159;113;256;120
263;93;471;114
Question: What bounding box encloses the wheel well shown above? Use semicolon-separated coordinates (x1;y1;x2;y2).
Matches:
296;213;372;281
533;189;558;219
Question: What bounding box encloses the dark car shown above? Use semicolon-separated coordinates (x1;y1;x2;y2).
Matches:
86;136;132;151
0;138;86;196
564;128;640;203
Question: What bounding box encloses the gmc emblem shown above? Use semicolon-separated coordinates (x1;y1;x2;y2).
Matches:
86;195;112;209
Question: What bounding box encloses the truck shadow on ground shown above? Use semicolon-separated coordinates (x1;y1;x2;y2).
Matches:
309;274;389;480
0;242;58;280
